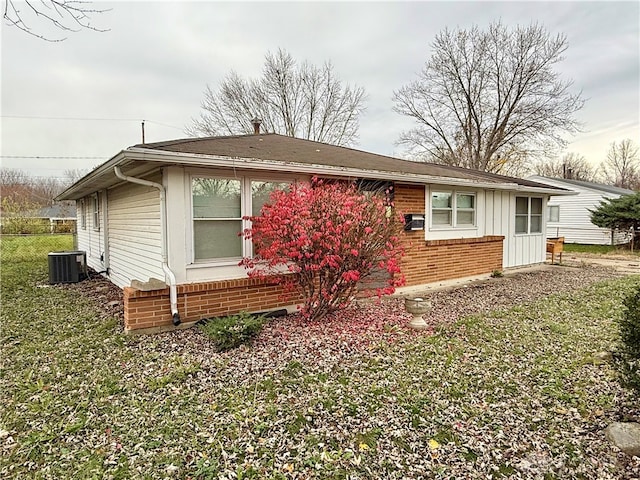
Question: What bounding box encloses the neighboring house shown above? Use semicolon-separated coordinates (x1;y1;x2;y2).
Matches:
56;133;569;333
37;204;77;233
528;176;635;245
0;203;76;234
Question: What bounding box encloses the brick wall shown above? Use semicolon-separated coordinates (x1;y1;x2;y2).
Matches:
123;182;504;332
123;278;299;332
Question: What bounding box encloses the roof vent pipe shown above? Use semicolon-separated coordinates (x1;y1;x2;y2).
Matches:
251;117;261;135
113;166;181;326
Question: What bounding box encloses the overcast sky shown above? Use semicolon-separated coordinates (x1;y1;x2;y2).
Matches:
1;0;638;180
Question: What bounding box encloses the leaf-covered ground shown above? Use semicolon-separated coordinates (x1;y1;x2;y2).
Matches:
1;260;639;479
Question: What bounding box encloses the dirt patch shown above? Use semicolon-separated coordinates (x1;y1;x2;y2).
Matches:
561;252;640;275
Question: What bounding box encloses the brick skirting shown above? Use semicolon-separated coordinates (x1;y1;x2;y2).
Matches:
400;234;504;287
123;277;298;332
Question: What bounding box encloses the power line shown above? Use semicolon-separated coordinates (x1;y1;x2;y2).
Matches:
1;115;184;130
1;155;107;159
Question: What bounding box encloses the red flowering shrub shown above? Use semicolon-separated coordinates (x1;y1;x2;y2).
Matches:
240;178;405;321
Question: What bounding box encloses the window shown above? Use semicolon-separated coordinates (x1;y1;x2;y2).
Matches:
92;194;100;231
515;196;543;234
431;191;476;227
80;200;86;230
547;205;560;223
191;176;290;262
456;193;475;226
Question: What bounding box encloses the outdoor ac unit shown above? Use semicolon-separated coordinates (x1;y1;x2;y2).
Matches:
48;251;88;284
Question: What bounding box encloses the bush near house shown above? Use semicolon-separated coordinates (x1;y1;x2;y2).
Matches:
241;178;405;321
590;191;640;246
199;312;268;352
615;285;640;394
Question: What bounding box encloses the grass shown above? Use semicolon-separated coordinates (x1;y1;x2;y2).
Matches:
0;234;74;263
564;242;640;256
1;236;639;479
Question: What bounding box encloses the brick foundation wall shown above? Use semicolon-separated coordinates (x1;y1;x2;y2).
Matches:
123;183;504;332
124;278;299;332
399;234;504;286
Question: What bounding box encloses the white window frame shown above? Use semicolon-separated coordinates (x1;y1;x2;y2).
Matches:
80;199;86;230
430;190;477;229
515;196;543;235
92;194;100;231
189;174;291;265
547;205;560;223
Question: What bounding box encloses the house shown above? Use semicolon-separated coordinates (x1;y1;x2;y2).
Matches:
528;176;635;245
0;203;76;234
37;204;77;233
56;133;569;333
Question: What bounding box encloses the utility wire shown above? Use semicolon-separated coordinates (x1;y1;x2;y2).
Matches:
1;115;184;131
1;155;107;159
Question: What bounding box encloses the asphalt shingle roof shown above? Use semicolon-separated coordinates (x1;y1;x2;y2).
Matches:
132;133;556;190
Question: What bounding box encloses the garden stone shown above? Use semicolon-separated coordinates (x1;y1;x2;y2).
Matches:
605;422;640;457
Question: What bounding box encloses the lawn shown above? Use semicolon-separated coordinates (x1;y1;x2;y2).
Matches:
0;234;74;263
564;242;640;256
1;237;639;479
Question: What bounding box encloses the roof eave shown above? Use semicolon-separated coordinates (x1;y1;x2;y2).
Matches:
123;147;569;194
56;147;572;200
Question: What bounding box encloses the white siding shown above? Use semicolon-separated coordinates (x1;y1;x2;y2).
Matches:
76;193;107;274
484;191;546;268
484;190;510;265
424;185;481;240
507;194;547;267
529;176;631;245
107;176;164;288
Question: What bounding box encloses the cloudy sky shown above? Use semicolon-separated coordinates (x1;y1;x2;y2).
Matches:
1;1;638;181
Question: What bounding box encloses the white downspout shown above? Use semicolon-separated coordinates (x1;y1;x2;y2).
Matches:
114;166;181;326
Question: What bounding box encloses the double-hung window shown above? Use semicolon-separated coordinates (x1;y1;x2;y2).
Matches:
92;194;100;231
191;176;290;262
192;178;242;260
515;196;543;234
431;191;476;227
80;199;86;230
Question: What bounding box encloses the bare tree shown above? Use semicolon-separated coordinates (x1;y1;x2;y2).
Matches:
393;21;584;173
187;48;367;147
600;139;640;190
3;0;108;41
533;152;597;181
0;168;64;205
63;168;89;186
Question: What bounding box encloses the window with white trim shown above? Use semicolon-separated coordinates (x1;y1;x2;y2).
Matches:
431;191;476;227
191;176;290;262
515;196;543;234
80;199;86;230
92;194;100;231
547;205;560;223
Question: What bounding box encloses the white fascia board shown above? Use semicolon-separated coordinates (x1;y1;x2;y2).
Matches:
125;148;568;194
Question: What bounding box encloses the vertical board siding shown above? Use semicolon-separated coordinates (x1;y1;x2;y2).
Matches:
107;178;164;288
505;193;546;268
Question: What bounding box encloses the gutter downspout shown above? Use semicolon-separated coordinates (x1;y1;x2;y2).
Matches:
114;166;181;326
